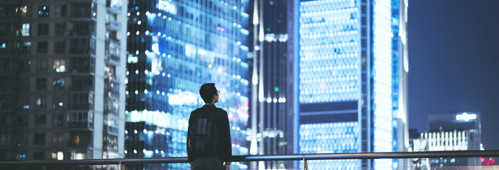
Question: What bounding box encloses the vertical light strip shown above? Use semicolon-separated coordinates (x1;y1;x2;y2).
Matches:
372;0;393;169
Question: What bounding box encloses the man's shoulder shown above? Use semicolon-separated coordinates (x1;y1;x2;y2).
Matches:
214;107;227;114
191;108;203;114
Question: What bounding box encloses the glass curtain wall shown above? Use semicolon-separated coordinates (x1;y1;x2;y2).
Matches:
125;0;250;169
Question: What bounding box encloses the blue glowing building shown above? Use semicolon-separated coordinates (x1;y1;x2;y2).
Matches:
291;0;409;169
125;0;251;169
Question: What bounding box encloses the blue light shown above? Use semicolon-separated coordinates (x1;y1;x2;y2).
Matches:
299;0;361;104
299;122;360;168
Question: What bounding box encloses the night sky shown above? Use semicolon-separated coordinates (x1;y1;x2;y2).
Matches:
408;0;499;149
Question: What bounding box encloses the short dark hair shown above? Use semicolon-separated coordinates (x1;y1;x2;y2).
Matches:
199;83;217;103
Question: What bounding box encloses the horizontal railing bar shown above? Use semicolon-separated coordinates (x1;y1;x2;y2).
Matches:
1;150;498;166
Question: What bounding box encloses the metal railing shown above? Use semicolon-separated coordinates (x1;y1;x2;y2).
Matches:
0;150;498;166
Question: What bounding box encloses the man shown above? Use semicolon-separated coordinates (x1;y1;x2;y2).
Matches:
187;83;231;170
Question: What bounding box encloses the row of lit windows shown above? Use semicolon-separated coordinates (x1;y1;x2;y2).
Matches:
2;113;64;128
299;122;359;152
0;4;95;19
300;0;357;12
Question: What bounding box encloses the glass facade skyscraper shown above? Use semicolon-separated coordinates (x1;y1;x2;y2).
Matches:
294;0;409;169
125;0;251;169
0;0;127;161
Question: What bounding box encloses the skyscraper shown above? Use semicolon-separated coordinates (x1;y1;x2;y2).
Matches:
292;0;409;169
125;0;251;169
0;0;128;161
249;0;293;169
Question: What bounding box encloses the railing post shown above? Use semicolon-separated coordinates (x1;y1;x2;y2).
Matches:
303;155;308;170
119;160;124;170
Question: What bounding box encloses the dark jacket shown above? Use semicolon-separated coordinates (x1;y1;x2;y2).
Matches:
187;105;232;162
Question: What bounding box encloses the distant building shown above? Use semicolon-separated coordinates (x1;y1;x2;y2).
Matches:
408;129;430;169
0;0;128;161
410;112;482;168
124;0;251;169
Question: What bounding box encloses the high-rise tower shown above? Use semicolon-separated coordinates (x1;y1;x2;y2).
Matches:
292;0;409;169
0;0;128;161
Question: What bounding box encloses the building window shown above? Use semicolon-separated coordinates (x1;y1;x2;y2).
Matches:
71;58;91;73
68;112;89;123
52;115;63;127
70;38;90;54
15;133;28;147
71;3;91;18
37;41;48;53
71;152;86;160
20;78;30;90
36;59;48;72
70;132;90;148
34;115;46;125
53;78;65;90
17;115;28;127
34;133;45;145
72;22;93;36
55;5;67;17
53;59;66;72
55;23;66;36
36;78;47;90
52;95;65;108
36;96;47;108
37;23;49;36
71;77;93;90
38;5;49;17
0;133;6;145
33;151;44;160
21;42;31;53
21;97;30;109
54;41;65;53
16;153;27;160
0;116;6;128
22;23;30;36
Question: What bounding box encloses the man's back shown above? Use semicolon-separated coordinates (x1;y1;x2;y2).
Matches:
189;83;231;170
187;105;232;163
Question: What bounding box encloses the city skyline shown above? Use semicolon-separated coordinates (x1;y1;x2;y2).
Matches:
1;0;499;168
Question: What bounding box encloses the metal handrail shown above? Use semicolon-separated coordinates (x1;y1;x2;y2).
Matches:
1;150;498;166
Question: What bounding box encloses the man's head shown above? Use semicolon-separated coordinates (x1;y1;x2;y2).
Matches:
199;83;219;104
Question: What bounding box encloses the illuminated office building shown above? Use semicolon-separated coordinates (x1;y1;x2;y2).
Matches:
292;0;409;169
125;0;250;169
427;112;482;167
410;112;482;168
0;0;127;161
249;0;293;169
